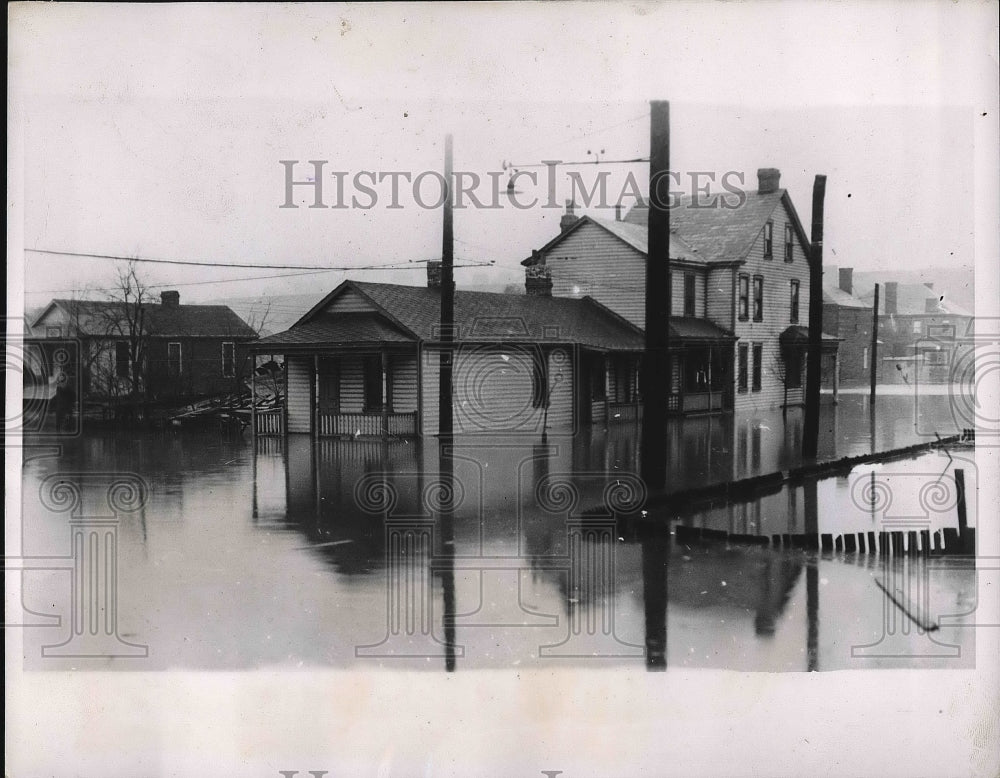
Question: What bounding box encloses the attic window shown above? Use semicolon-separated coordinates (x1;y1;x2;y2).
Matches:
763;221;773;259
784;225;794;263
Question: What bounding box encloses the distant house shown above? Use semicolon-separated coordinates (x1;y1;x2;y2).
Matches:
523;167;840;412
822;267;879;384
29;290;258;402
251;267;648;438
856;279;974;384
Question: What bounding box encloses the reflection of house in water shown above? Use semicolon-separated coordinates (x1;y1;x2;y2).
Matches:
262;429;825;669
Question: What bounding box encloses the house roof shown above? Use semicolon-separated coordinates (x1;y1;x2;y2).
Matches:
822;286;870;309
37;299;258;339
857;283;974;317
621;190;811;263
522;215;702;265
255;313;414;347
263;281;648;352
778;325;842;348
667;317;735;342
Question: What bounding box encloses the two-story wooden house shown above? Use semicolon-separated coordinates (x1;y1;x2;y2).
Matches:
522;168;840;413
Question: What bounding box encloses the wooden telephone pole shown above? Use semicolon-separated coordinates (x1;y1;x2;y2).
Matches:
802;175;827;459
640;101;671;491
439;134;455;438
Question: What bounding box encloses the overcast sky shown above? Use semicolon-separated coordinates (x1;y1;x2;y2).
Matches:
9;3;997;309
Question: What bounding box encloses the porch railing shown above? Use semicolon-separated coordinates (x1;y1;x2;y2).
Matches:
255;408;283;436
318;411;418;437
608;402;643;422
666;391;725;413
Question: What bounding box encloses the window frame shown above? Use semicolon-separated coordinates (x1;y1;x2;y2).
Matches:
784;225;794;263
167;341;182;378
752;275;764;322
751;342;763;392
789;279;800;324
115;341;130;379
738;274;750;322
763;220;773;259
221;341;236;378
683;273;697;317
737;344;749;393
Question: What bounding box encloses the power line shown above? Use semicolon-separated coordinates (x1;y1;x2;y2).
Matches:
25;248;495;272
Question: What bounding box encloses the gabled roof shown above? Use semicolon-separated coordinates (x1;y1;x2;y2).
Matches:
822;286;870;309
521;214;702;266
255;313;414;348
271;280;646;352
857;283;974;317
36;299;258;339
622;190;812;263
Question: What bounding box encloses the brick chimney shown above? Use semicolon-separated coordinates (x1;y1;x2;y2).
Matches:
560;200;579;232
757;168;781;194
160;290;180;308
525;265;553;297
884;281;898;315
838;267;853;295
426;260;442;289
614;203;623;222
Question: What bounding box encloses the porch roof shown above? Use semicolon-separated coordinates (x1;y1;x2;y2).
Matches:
254;313;415;349
778;325;841;351
668;317;735;342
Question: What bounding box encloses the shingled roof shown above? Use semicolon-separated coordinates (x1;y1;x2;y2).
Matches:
622;191;810;262
522;214;702;265
36;299;258;339
257;281;648;352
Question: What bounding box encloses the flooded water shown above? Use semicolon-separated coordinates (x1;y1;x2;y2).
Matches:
17;394;977;671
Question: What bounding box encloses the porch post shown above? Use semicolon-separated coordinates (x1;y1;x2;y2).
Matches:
381;349;389;438
250;353;257;439
604;354;611;422
312;355;319;439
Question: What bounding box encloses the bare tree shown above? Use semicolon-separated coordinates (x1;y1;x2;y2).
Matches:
97;259;153;400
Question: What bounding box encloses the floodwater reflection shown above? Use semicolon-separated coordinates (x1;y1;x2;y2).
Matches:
19;394;976;670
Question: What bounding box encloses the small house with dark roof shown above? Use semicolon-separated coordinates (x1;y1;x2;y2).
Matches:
523;168;840;412
30;290;258;402
251;267;651;437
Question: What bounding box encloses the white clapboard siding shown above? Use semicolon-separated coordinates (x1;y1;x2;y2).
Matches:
453;346;540;433
286;356;313;433
545;346;574;431
546;222;647;328
732;199;812;412
322;288;377;314
706;266;735;330
421;348;440;436
338;355;365;413
670;269;708;318
391;353;419;412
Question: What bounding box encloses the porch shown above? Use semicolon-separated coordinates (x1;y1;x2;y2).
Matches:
254;407;419;437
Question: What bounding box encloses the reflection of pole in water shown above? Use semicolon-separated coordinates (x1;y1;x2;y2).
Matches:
804;477;819;671
641;527;668;670
438;438;457;672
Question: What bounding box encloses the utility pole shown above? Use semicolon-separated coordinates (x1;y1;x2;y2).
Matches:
870;283;880;403
802;175;827;460
640;100;671;491
439;134;455;439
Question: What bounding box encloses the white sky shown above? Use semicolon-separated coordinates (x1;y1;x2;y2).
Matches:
9;3;997;307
